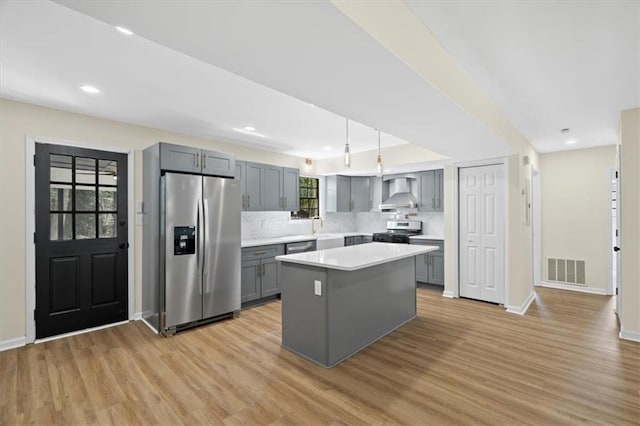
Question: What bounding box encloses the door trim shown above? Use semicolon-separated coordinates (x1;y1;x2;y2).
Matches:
532;167;541;286
453;157;508;305
25;136;135;344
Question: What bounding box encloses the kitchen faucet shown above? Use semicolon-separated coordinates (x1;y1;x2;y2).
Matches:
311;216;323;235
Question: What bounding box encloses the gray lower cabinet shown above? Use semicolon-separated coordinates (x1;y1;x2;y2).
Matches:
159;142;235;177
236;161;299;212
350;177;371;212
344;235;371;246
241;244;285;303
411;239;444;286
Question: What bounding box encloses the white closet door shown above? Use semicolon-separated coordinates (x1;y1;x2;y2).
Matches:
459;165;505;303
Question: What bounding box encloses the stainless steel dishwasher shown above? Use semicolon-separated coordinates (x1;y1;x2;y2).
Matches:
285;240;316;254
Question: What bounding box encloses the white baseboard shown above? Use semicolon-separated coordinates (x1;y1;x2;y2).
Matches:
140;317;159;334
0;336;26;352
619;328;640;342
134;312;143;320
505;291;535;315
442;290;455;298
539;281;609;295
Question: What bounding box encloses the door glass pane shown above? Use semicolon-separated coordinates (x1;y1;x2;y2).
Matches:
50;155;72;182
50;184;72;211
98;160;118;185
50;214;73;240
99;214;117;238
98;187;117;211
76;214;96;239
75;186;96;211
75;157;96;184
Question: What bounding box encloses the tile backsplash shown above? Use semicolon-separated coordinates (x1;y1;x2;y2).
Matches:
242;211;443;240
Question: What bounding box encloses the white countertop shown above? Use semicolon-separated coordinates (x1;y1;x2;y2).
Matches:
276;242;438;271
410;235;444;241
241;232;372;248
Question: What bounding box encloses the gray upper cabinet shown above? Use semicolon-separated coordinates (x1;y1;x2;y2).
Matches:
245;162;264;211
201;149;235;178
282;167;300;212
263;165;284;211
159;143;235;177
419;169;444;212
350;177;371;212
159;143;201;174
239;162;299;212
326;175;351;212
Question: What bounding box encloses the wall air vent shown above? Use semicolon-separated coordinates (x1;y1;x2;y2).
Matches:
547;258;586;285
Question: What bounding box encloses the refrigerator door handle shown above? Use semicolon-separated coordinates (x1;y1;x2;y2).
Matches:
197;198;204;295
202;198;210;293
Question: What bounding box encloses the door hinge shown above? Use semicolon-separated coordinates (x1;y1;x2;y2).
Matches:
33;232;36;244
616;229;619;237
33;154;36;166
616;288;618;296
33;309;36;320
615;171;618;179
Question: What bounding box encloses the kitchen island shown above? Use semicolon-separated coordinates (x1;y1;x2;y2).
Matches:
276;242;438;368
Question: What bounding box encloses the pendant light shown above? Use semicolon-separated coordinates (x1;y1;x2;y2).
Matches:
344;118;351;168
376;129;383;176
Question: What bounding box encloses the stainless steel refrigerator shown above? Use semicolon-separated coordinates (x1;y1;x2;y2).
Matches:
142;143;240;336
161;173;240;333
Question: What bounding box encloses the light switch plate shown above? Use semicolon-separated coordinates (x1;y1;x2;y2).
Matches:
314;280;322;296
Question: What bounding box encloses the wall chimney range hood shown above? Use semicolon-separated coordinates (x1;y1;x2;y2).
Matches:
379;177;419;210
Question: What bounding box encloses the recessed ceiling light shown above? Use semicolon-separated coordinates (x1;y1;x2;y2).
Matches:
243;126;255;131
233;128;266;138
323;146;332;151
565;139;577;145
561;128;570;133
80;85;100;94
116;26;133;36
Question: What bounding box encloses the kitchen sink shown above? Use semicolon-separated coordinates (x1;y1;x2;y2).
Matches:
316;234;344;250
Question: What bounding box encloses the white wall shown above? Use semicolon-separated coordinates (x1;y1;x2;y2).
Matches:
539;145;616;290
619;108;640;340
0;98;307;342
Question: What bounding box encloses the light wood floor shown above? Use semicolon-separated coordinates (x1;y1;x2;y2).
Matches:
1;287;638;425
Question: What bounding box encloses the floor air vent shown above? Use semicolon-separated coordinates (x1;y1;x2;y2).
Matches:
547;258;586;285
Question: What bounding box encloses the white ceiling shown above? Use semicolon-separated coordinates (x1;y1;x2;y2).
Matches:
1;1;637;164
408;1;640;153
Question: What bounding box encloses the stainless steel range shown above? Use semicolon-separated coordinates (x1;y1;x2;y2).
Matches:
372;220;422;244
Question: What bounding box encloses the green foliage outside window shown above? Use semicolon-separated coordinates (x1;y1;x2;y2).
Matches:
292;177;319;219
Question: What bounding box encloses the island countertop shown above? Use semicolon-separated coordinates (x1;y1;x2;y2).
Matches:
275;242;437;272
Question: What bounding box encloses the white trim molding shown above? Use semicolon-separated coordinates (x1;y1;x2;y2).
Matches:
505;291;535;315
538;281;608;295
619;328;640;343
442;290;455;298
0;337;27;352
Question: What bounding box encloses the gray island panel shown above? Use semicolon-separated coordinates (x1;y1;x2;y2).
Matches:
279;255;417;368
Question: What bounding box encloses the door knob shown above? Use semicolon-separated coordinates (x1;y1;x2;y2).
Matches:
613;246;621;252
119;242;129;249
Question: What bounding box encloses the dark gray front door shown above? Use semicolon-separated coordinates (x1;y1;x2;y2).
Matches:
35;143;128;339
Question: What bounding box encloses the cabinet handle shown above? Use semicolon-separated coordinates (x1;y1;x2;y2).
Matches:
261;264;266;276
203;154;207;169
242;195;246;209
254;250;267;255
196;153;200;168
247;195;251;208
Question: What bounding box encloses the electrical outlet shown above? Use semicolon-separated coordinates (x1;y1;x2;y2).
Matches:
314;280;322;296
